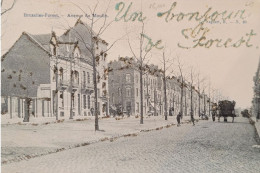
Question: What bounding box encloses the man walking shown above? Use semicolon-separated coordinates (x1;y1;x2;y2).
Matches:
177;112;181;126
191;111;195;126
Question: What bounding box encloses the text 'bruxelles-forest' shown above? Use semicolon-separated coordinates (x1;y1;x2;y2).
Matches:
114;1;258;50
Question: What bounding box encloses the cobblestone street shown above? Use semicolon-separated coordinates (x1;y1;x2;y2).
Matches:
2;117;260;173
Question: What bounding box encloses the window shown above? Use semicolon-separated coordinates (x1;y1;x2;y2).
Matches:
87;72;90;84
83;71;86;87
136;102;139;113
135;75;138;83
102;82;106;89
53;65;57;82
126;74;131;83
75;71;79;84
136;88;138;97
60;91;64;108
97;89;100;97
126;88;131;97
72;93;75;108
87;95;90;109
83;95;86;109
59;67;63;81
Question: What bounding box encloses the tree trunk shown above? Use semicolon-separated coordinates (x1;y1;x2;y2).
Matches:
140;69;144;124
198;93;201;117
208;98;211;117
18;98;21;118
10;96;12;119
92;51;99;130
154;88;157;116
190;88;194;121
204;94;206;115
163;72;167;120
55;61;59;120
180;83;183;118
185;90;187;116
69;56;74;120
23;98;31;122
173;94;175;115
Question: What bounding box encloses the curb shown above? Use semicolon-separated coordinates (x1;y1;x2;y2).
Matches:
1;118;200;165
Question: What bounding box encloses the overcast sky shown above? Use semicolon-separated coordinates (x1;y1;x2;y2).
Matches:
1;0;260;109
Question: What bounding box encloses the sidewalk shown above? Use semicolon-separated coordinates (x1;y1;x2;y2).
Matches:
1;115;199;164
250;117;260;144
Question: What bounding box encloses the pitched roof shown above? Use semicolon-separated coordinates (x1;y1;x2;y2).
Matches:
60;19;93;59
1;32;51;61
24;32;51;53
29;33;52;52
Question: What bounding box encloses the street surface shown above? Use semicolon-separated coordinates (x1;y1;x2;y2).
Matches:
2;117;260;173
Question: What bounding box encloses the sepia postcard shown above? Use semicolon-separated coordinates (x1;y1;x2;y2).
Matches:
1;0;260;172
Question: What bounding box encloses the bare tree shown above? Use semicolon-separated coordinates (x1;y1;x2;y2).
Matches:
1;0;17;16
187;66;196;125
159;50;174;120
60;0;124;130
208;78;211;117
197;71;206;117
177;57;187;118
127;20;157;124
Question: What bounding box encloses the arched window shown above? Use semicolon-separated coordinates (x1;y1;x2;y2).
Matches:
59;67;63;81
75;71;79;84
53;65;57;82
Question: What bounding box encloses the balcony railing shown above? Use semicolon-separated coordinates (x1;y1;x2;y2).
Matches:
72;82;79;88
82;83;94;94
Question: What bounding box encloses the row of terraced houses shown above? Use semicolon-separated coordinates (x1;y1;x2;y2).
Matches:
1;19;212;120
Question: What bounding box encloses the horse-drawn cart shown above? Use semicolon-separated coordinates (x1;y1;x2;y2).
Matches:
218;100;236;122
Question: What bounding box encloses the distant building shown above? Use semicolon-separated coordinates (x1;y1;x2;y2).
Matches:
107;57;203;117
108;57;161;116
1;19;109;119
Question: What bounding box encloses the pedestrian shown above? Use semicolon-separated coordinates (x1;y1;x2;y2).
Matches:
90;108;94;116
177;112;181;126
190;111;195;126
169;108;173;116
